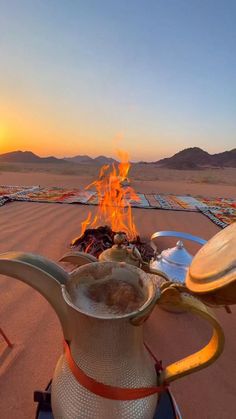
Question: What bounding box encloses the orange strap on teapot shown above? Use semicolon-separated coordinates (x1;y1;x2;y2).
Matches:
64;340;168;401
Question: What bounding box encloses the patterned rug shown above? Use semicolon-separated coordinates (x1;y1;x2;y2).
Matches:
85;192;150;208
152;194;181;210
197;198;236;227
0;185;39;197
14;186;96;204
150;194;206;211
0;196;10;207
150;194;235;227
198;209;229;228
0;185;235;228
0;185;39;207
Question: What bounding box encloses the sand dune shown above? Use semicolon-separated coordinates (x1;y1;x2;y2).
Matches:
0;199;235;418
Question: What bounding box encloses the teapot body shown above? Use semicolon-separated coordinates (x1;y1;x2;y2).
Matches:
0;248;228;419
150;240;193;284
150;232;207;284
50;261;159;419
51;307;158;419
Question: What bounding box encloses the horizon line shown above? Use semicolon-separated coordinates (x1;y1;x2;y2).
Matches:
0;146;235;163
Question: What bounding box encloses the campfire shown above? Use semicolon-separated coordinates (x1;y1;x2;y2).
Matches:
71;151;154;263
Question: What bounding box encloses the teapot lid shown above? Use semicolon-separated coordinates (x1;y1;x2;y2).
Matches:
99;246;140;266
99;233;141;267
161;241;193;267
186;223;236;295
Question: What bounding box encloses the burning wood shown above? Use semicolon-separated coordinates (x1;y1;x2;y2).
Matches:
72;225;114;256
77;150;139;241
71;151;154;262
71;226;154;263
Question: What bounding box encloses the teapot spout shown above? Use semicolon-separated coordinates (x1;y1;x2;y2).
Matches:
0;252;70;340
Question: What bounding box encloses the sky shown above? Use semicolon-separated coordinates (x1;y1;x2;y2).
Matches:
0;0;235;161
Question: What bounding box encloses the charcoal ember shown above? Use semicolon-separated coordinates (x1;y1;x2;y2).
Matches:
71;225;115;258
71;226;154;262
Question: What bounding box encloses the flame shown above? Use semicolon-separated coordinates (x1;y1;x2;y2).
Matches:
117;150;130;181
80;211;92;238
80;151;139;240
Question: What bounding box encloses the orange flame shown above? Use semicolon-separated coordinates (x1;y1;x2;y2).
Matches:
80;211;92;238
117;150;130;181
80;151;139;240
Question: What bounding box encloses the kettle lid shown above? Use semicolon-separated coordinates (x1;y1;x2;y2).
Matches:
186;223;236;295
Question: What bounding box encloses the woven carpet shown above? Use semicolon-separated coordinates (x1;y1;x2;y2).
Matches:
196;198;236;228
0;185;235;228
0;185;39;207
14;186;95;204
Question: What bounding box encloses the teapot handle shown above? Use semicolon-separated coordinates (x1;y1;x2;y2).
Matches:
151;231;206;256
157;286;224;384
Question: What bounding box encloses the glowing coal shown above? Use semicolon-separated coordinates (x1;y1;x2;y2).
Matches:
71;226;154;263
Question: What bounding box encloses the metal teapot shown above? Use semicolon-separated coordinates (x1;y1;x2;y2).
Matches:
99;232;142;266
149;231;206;283
0;223;235;419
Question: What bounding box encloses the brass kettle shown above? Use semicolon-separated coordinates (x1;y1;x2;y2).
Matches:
98;232;142;266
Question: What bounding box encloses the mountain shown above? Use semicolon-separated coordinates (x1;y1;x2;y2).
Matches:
0;151;41;163
0;150;117;165
93;155;116;165
211;149;236;167
1;148;235;168
65;155;116;165
0;150;62;164
156;147;236;169
64;155;94;164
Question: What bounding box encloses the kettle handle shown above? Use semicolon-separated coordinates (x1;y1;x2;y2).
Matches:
157;286;224;384
151;231;206;252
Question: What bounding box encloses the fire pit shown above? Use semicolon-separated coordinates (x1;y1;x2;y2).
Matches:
70;152;154;264
71;226;154;263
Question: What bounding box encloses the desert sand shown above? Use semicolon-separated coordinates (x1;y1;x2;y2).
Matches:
0;164;236;197
0;168;236;419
